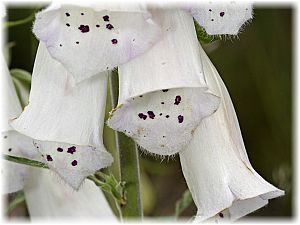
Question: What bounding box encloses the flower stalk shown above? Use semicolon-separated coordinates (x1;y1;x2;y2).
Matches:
109;70;143;219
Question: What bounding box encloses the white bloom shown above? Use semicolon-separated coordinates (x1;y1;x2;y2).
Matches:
179;45;284;222
107;9;220;156
11;43;113;189
2;54;115;217
186;1;253;35
33;3;161;82
24;168;117;220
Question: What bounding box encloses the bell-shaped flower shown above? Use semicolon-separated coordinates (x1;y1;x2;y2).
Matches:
185;1;253;35
33;3;161;82
1;54;115;215
1;53;37;194
24;168;117;220
179;45;284;222
107;9;220;156
11;43;113;189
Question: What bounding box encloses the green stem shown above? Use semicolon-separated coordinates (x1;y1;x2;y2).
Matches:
174;189;193;218
6;191;25;215
4;154;48;168
109;70;143;219
5;13;36;28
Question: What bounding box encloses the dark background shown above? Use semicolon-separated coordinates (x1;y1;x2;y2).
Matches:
6;6;293;219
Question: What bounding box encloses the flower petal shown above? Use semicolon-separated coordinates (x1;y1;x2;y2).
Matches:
107;9;220;156
11;43;113;189
24;168;117;219
1;54;37;193
33;3;161;82
108;88;219;156
179;45;284;222
187;2;253;35
2;131;37;194
2;54;22;131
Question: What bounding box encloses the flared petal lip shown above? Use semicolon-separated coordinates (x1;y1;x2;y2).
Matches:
194;189;284;222
41;2;151;16
109;86;218;119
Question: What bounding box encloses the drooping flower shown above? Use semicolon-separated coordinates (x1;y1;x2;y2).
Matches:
107;9;220;156
1;53;37;194
33;3;161;82
2;52;116;219
24;168;117;220
179;44;284;222
11;43;113;189
185;1;253;35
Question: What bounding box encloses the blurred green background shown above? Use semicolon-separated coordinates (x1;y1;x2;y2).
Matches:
5;6;292;219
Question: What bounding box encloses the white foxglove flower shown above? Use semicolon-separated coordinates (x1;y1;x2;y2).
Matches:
24;168;117;220
107;9;220;156
33;3;161;82
179;45;284;222
1;53;37;194
1;55;115;216
186;2;253;35
11;43;113;189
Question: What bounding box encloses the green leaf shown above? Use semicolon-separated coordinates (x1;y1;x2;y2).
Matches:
194;20;221;44
3;42;16;66
10;69;31;108
174;189;193;218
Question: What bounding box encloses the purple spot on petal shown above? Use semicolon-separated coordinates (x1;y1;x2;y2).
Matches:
219;213;224;218
65;12;70;17
4;136;7;139
147;111;155;119
174;95;181;105
71;160;78;166
138;113;147;120
67;146;76;154
103;15;110;22
96;24;100;28
209;9;212;12
111;39;118;44
8;148;12;152
46;155;53;161
159;113;162;116
106;24;114;30
57;147;63;152
76;41;79;44
211;19;214;21
81;12;84;15
166;115;170;118
161;102;164;104
162;89;169;92
178;115;184;123
220;12;225;17
78;25;90;33
59;44;62;47
66;23;70;27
